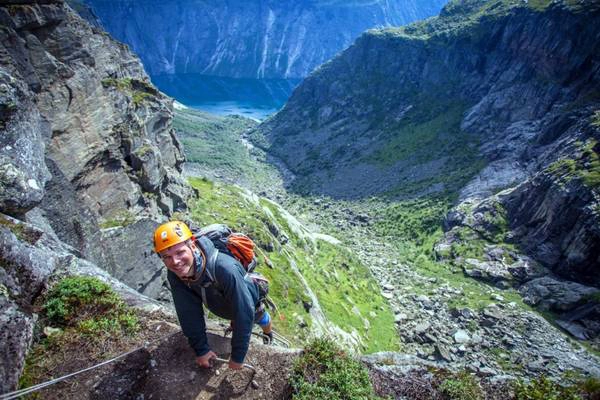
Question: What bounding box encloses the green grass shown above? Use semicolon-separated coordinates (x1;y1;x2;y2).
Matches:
359;95;485;198
366;103;468;165
187;177;399;352
174;108;263;179
290;338;384;400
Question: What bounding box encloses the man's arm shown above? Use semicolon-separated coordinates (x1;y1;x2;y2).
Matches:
168;271;212;359
214;256;257;364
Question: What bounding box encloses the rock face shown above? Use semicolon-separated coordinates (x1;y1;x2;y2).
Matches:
252;1;600;200
0;0;193;283
80;0;447;78
0;0;193;391
501;166;600;286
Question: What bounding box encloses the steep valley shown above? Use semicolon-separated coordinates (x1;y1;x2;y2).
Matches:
78;0;447;79
174;105;600;383
1;0;600;398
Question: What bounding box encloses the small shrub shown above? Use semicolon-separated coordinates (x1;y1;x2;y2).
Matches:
514;376;581;400
290;338;383;400
44;276;138;335
582;377;600;398
439;371;483;400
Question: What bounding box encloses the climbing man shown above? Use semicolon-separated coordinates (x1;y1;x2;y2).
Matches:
153;220;272;370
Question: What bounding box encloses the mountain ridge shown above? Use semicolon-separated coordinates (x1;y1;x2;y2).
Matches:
79;0;447;79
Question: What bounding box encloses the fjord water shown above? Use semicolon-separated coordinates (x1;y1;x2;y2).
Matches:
151;74;300;120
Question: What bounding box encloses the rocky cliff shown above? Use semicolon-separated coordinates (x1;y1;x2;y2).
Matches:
80;0;447;79
253;0;599;200
0;0;193;391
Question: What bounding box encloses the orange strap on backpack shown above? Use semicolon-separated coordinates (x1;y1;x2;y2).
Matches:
226;233;255;268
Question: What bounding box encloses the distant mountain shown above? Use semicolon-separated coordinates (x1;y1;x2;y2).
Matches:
79;0;447;78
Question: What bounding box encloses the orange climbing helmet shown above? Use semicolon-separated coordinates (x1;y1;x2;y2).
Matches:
153;221;193;253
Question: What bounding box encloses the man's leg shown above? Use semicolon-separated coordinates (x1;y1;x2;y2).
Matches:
255;310;273;344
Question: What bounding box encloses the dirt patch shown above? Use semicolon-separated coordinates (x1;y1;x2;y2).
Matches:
22;314;299;399
93;330;299;399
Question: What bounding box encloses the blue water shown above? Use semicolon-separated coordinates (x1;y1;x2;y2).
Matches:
150;74;300;121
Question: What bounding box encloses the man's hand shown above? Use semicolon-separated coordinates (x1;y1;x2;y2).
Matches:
196;351;217;368
228;360;243;370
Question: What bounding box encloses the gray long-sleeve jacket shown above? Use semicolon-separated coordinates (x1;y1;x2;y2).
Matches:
167;236;260;363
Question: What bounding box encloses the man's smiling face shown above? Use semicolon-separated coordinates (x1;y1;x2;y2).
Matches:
160;241;195;278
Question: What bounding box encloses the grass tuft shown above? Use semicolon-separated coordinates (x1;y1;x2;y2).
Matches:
290;338;384;400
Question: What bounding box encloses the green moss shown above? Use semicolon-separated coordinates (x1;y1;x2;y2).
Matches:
290;338;384;400
0;214;40;244
101;77;154;107
134;144;153;158
592;111;600;127
132;91;151;106
101;77;131;91
99;210;136;229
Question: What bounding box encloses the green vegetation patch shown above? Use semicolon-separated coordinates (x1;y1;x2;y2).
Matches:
438;371;484;400
187;177;398;352
372;0;586;46
304;240;398;353
547;138;600;190
364;98;485;198
290;338;383;400
174;108;265;181
20;276;139;392
514;375;584;400
44;276;138;334
101;77;156;107
375;197;450;245
374;198;525;310
0;214;41;244
99;209;136;229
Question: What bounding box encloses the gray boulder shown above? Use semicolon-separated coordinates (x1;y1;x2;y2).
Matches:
520;276;599;312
